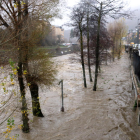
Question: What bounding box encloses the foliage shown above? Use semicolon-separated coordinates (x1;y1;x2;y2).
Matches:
3;118;19;140
0;0;61;133
0;59;21;139
27;48;57;86
108;18;128;59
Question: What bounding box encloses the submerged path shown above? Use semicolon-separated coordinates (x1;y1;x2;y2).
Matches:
8;52;140;140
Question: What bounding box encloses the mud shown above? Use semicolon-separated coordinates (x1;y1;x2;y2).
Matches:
0;52;140;140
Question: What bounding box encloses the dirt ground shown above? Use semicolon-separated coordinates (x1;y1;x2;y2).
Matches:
0;52;140;140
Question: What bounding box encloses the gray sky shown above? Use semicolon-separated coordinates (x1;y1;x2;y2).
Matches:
127;0;140;8
125;0;140;30
51;0;140;30
51;0;80;29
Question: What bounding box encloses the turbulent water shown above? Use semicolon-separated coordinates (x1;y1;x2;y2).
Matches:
0;52;140;140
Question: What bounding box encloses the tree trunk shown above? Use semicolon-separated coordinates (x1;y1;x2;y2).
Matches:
79;23;87;88
113;45;115;61
23;0;44;117
87;12;93;82
118;39;121;59
106;47;107;65
17;1;29;132
23;57;44;117
29;82;44;117
93;2;102;91
112;36;116;62
18;62;29;133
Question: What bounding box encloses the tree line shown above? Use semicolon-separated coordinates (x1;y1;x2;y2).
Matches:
69;0;129;90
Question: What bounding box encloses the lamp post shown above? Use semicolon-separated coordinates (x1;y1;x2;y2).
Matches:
58;80;64;112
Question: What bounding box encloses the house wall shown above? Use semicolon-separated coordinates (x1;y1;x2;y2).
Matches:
52;26;64;40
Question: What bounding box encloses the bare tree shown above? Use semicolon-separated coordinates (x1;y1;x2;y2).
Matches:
84;0;131;91
70;5;87;88
89;23;112;66
83;0;95;82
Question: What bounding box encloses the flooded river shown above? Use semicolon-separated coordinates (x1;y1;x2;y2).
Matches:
0;52;140;140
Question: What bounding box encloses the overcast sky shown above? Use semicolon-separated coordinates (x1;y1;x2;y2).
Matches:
51;0;80;29
51;0;140;30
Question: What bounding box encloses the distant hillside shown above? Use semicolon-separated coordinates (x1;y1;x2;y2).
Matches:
64;30;78;43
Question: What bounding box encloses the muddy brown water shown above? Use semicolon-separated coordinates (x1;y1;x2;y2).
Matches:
0;52;140;140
